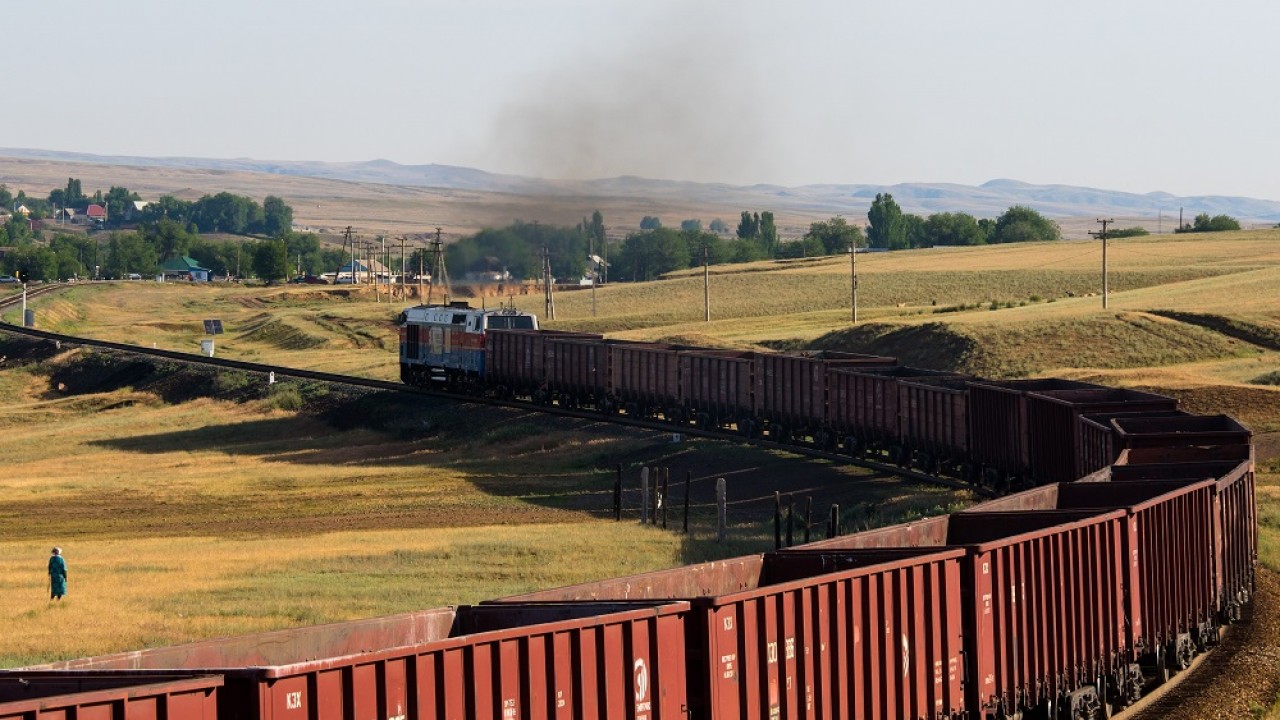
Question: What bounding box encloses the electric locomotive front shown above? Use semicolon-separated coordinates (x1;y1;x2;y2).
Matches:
398;303;537;387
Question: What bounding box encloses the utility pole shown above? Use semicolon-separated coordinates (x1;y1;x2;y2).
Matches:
1090;218;1113;309
701;239;711;320
542;246;556;320
427;229;450;306
399;236;406;301
589;224;597;317
418;240;425;303
339;226;354;284
849;235;859;324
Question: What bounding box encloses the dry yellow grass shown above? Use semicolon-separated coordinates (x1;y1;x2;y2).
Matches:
0;524;683;667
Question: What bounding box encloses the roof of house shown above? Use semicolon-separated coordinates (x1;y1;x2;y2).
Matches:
85;204;107;219
159;256;210;273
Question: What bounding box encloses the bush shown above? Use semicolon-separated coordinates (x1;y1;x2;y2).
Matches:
1250;370;1280;386
268;383;304;411
1108;227;1150;238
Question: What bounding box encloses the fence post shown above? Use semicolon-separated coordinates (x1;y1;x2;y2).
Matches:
804;496;812;544
614;464;622;521
829;504;840;538
661;468;669;529
683;471;691;534
716;477;727;542
774;491;782;550
640;467;650;525
786;495;795;547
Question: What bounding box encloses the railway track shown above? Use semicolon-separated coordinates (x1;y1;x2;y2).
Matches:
0;284;988;497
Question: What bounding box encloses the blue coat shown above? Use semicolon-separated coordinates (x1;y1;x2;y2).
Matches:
48;555;67;597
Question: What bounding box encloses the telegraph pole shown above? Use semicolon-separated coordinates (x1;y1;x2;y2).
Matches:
849;236;859;324
399;236;406;301
702;239;710;322
1090;218;1113;309
542;246;556;320
417;239;425;303
337;226;353;284
428;228;449;306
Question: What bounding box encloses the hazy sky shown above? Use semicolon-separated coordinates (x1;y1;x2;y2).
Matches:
6;1;1279;199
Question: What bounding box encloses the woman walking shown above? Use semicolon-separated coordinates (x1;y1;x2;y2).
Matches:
49;547;67;600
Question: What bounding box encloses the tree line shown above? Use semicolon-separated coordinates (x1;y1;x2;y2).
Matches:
0;179;314;283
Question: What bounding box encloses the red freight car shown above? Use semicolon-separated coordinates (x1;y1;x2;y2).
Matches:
827;366;962;459
1110;460;1258;622
607;340;684;419
484;329;601;400
496;550;967;720
543;335;609;408
754;351;896;446
1077;410;1189;478
38;603;690;720
1023;387;1178;484
0;673;222;720
898;376;972;476
799;509;1130;719
966;379;1103;488
962;479;1219;690
1112;414;1254;466
679;350;755;432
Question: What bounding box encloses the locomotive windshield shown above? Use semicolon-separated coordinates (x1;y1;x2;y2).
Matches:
486;315;536;330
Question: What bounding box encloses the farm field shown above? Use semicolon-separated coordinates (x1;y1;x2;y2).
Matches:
4;229;1280;713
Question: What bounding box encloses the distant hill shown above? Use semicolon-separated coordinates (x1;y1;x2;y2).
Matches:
3;147;1280;223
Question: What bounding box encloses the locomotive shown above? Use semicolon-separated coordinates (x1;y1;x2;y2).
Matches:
397;302;537;387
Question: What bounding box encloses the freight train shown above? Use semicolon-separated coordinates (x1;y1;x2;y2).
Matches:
396;304;1220;490
3;303;1257;720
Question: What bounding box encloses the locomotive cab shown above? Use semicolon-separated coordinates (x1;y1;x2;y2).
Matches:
398;302;537;388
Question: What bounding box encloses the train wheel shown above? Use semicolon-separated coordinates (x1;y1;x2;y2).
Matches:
1174;633;1196;670
842;435;863;456
1155;645;1172;685
888;445;910;467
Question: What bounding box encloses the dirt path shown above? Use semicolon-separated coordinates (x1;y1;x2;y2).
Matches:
1131;569;1280;719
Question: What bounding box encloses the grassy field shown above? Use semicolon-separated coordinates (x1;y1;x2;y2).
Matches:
4;230;1280;705
0;340;968;666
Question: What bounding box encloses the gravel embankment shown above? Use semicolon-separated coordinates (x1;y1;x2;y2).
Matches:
1131;569;1280;719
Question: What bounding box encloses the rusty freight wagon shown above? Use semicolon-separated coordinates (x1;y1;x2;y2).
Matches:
607;341;684;420
897;376;972;477
1110;459;1258;623
827;366;961;459
496;550;968;720
1111;414;1254;466
961;479;1220;689
966;378;1103;488
753;351;895;447
1076;410;1189;478
543;335;610;409
484;329;601;400
37;603;691;720
799;509;1131;719
0;673;222;720
1023;387;1178;484
679;350;756;432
